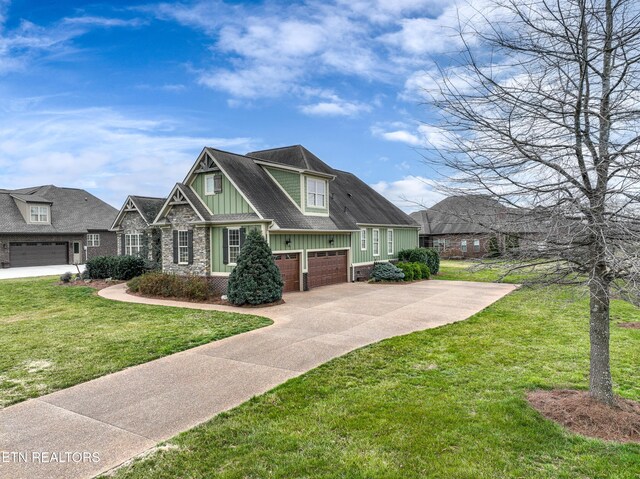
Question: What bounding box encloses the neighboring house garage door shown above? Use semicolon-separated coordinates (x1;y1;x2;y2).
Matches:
307;250;348;289
9;242;68;267
273;253;300;293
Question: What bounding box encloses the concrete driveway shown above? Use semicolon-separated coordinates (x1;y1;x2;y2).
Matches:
0;264;85;280
0;280;516;479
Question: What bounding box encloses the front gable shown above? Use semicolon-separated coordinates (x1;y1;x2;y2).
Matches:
112;197;144;230
185;150;258;217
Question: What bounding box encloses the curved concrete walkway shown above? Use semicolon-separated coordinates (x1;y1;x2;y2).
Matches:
0;280;517;479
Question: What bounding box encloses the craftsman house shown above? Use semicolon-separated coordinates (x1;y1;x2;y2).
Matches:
0;185;117;267
145;145;420;293
111;195;165;266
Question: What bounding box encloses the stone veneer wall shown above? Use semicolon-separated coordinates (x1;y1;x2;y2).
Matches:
116;211;155;260
160;205;210;276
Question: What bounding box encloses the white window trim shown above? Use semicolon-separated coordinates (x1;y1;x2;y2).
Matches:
227;227;241;266
29;205;49;223
387;229;394;255
461;239;467;253
87;234;100;247
372;228;380;257
177;230;189;265
204;174;215;195
306;177;326;208
360;228;367;251
473;239;481;252
125;232;142;256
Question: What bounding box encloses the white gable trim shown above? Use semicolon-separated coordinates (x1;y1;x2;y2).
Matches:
111;196;147;230
152;184;206;224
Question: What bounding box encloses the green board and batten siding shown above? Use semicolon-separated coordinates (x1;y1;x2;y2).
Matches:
264;167;301;207
269;233;350;271
192;173;254;214
351;227;418;264
210;225;263;273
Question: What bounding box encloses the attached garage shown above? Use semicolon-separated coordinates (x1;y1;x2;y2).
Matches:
307;250;348;289
273;253;301;292
9;242;68;267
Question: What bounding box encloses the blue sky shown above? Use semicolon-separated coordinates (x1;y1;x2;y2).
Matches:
0;0;470;210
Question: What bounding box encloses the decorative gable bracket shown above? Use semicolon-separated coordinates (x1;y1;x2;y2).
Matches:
193;153;221;174
124;198;137;211
169;189;188;205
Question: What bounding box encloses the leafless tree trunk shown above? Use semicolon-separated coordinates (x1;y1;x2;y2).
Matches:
424;0;640;405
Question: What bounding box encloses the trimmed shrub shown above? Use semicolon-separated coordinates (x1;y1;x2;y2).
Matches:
137;272;183;298
227;230;283;306
397;247;440;275
417;263;431;279
396;262;415;281
370;262;405;282
86;255;146;280
182;276;209;301
59;271;73;283
127;275;142;293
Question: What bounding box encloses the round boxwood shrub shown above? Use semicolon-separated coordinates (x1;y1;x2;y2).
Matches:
227;230;283;306
397;248;440;275
396;262;415;281
417;263;431;279
370;262;405;282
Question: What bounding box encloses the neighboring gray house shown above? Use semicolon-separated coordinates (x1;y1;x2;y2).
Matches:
111;195;165;265
0;185;117;267
410;195;538;259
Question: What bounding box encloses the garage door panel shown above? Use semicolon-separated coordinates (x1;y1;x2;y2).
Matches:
9;242;68;267
307;250;347;289
273;253;300;293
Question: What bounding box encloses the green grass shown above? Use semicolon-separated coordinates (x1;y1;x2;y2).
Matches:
107;262;640;479
0;277;271;407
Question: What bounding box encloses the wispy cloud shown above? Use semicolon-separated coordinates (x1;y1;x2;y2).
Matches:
371;121;448;147
0;107;260;206
371;175;443;212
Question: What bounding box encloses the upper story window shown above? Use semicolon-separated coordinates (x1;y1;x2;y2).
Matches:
360;228;367;250
306;178;326;208
29;205;49;223
205;174;223;195
87;234;100;247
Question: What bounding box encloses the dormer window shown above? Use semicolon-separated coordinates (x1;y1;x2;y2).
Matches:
306;178;326;208
29;205;49;223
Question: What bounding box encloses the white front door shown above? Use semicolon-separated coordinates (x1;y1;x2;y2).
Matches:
72;241;82;264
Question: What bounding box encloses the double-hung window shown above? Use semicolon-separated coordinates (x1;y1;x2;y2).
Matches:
87;234;100;247
178;230;189;264
29;205;49;223
360;228;367;250
228;228;241;264
306;178;326;208
372;229;380;256
461;239;467;253
473;239;481;252
125;233;142;256
387;229;394;255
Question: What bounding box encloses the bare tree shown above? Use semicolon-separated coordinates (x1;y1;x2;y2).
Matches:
425;0;640;405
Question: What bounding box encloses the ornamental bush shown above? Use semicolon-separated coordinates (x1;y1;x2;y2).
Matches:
417;263;431;279
370;262;405;282
397;248;440;275
86;255;146;280
396;262;416;281
227;229;283;306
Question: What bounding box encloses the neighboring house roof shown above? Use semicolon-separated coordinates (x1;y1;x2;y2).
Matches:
410;195;507;235
199;146;419;231
0;185;117;234
410;195;544;236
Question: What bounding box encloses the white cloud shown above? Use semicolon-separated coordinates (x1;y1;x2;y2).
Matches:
61;16;146;28
0;107;260;206
371;176;443;212
371;121;449;148
300;92;371;117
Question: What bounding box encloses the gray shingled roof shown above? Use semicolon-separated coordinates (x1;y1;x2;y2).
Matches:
208;146;418;231
129;196;165;225
0;185;117;234
410;196;507;235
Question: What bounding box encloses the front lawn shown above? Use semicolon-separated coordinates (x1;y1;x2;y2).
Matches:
0;278;271;407
108;263;640;478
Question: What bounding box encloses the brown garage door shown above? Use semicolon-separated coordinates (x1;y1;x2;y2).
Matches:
273;253;300;293
307;250;348;289
9;242;68;267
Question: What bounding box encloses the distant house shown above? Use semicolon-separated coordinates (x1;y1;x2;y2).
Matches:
410;195;516;259
122;145;420;293
111;195;165;265
0;185;117;268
